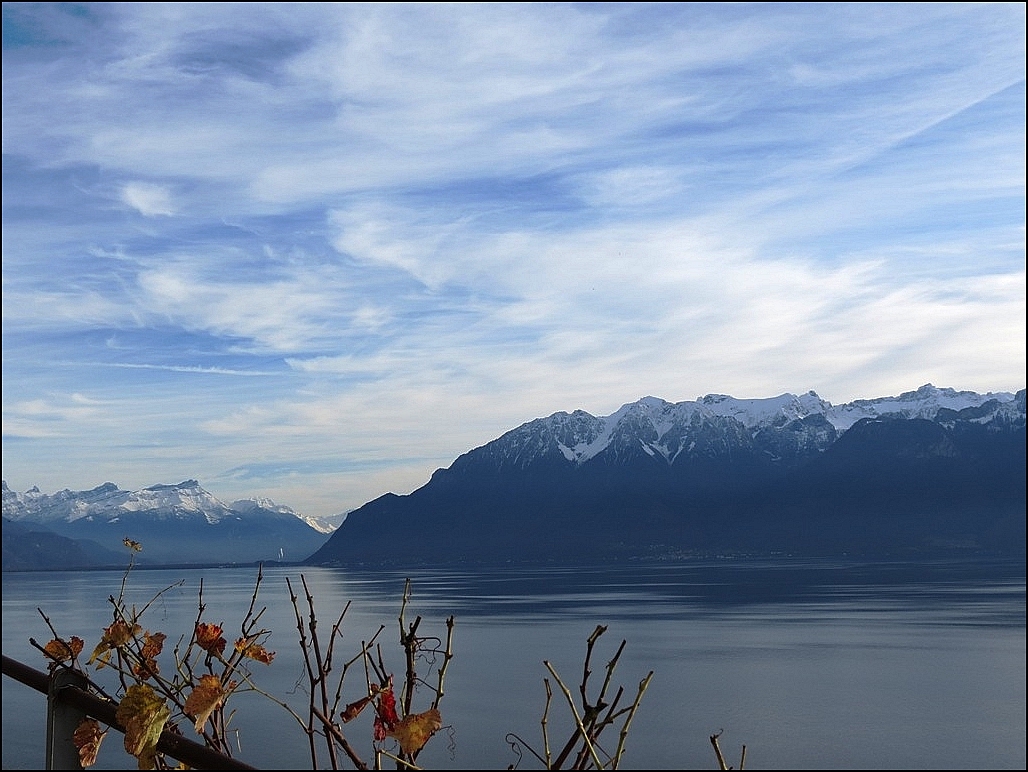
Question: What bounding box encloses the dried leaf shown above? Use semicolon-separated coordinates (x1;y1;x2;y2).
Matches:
116;683;170;768
131;660;155;679
129;631;166;678
73;718;106;767
339;694;374;723
386;708;442;755
234;637;275;664
183;674;232;733
89;620;142;667
140;631;165;660
376;685;398;725
194;622;226;656
373;683;399;740
43;636;84;663
104;620;141;647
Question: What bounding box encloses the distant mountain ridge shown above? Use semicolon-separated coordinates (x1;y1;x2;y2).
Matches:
307;384;1026;566
4;384;1024;571
2;479;334;569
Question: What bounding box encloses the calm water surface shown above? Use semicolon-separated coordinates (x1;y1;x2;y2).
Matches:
2;558;1024;769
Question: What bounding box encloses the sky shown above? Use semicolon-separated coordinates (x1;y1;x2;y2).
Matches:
2;3;1025;518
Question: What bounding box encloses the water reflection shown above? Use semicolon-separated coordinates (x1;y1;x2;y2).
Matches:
295;557;1027;626
3;557;1024;770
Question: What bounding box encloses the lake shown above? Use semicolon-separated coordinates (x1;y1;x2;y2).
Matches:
2;557;1025;769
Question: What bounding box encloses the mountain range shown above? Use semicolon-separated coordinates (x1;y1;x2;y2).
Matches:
306;384;1026;566
4;384;1025;571
2;479;334;569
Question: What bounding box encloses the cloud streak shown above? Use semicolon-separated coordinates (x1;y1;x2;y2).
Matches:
3;3;1024;515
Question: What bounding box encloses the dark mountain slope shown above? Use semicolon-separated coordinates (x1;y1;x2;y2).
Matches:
307;390;1025;567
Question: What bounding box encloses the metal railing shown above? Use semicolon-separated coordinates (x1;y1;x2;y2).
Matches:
2;654;257;770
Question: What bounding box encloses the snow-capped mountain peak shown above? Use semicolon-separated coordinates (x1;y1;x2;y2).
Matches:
231;497;338;534
119;480;232;524
823;384;1016;431
697;390;833;429
552;391;833;466
2;480;337;567
232;495;297;515
484;384;1022;470
2;479;336;531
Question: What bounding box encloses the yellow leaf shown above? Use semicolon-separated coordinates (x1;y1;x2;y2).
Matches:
115;683;170;768
73;718;106;767
136;746;159;771
234;637;275;664
43;636;84;663
183;674;232;733
386;708;442;755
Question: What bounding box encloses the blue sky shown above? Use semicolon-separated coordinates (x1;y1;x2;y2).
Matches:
3;3;1025;517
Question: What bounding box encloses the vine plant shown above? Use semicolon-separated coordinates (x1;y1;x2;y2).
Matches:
29;540;741;769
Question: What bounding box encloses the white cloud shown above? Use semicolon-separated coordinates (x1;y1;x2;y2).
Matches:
121;182;175;216
2;2;1023;516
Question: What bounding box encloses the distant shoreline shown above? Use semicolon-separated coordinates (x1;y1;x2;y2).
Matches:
4;550;1024;575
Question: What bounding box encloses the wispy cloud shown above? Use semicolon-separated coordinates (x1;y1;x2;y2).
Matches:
3;2;1024;515
121;182;175;216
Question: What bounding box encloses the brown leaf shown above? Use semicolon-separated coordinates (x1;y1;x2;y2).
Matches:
89;621;142;667
183;674;232;733
131;657;159;680
73;718;106;767
339;694;374;723
386;708;442;755
194;622;226;656
140;631;165;660
131;631;166;678
43;636;84;663
234;637;275;664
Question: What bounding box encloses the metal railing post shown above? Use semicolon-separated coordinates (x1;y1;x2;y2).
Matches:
4;655;258;770
46;665;89;770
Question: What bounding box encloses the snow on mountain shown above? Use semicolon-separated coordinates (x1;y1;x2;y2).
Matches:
231;497;339;534
681;384;1011;432
122;480;235;524
2;479;334;531
3;384;1019;530
2;480;130;524
697;389;833;428
310;384;1026;567
513;384;1020;468
822;384;1017;431
0;479;233;525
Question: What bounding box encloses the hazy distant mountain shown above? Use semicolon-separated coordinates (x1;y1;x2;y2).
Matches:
229;496;340;534
2;479;332;569
307;384;1026;567
2;516;127;571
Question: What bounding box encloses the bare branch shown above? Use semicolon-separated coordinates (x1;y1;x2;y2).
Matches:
544;660;604;770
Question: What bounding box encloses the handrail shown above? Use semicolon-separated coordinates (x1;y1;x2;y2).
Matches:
2;654;258;770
